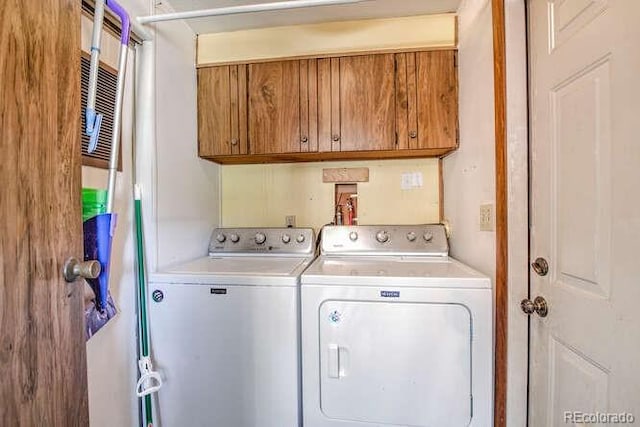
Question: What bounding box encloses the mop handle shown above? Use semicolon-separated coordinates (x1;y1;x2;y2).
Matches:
104;0;131;213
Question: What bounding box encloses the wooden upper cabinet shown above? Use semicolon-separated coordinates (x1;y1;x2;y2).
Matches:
247;60;318;155
318;54;396;152
196;49;458;163
396;50;458;150
197;65;247;157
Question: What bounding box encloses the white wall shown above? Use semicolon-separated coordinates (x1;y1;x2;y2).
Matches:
444;0;496;283
154;6;220;269
83;1;219;426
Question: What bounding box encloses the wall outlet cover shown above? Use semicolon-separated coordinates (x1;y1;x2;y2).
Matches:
285;215;296;227
401;172;423;190
479;203;494;231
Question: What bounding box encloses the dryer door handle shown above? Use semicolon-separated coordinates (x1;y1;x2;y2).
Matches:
328;344;340;378
328;344;349;379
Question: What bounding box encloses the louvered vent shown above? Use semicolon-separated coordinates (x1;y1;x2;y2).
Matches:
81;55;119;169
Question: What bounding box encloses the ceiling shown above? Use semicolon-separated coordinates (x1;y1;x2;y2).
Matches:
161;0;462;34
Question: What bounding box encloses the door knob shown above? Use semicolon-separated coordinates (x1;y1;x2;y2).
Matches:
531;257;549;276
63;257;101;282
521;296;548;317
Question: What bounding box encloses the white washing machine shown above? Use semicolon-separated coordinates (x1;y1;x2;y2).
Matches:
301;225;493;427
148;227;315;427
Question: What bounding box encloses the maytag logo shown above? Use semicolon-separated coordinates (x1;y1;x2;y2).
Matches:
380;290;400;298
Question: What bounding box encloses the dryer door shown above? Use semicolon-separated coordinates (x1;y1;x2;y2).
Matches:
319;300;472;426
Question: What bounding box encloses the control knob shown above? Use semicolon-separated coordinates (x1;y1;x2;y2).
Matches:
215;233;226;243
230;233;240;243
423;232;433;242
406;232;417;241
255;232;267;244
296;234;305;243
282;234;291;244
349;231;358;241
376;230;390;243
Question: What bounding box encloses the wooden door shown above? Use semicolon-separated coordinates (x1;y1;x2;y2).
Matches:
528;0;640;424
248;61;302;154
197;65;247;157
319;54;396;152
0;0;89;425
397;51;458;150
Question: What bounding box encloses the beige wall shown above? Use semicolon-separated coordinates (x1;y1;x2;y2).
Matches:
197;14;456;66
221;159;440;230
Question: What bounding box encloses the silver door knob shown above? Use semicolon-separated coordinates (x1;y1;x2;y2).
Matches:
409;130;417;139
230;138;239;146
521;296;548;317
531;257;549;276
63;258;101;282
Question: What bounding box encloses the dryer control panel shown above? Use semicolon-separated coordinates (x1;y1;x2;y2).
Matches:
320;224;448;256
209;227;315;256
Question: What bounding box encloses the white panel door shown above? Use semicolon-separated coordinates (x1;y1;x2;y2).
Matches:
319;300;472;426
528;1;640;425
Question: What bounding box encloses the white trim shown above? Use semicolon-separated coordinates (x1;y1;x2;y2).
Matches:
505;0;529;426
137;0;369;24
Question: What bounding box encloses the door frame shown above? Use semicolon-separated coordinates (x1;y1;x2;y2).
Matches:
492;0;530;426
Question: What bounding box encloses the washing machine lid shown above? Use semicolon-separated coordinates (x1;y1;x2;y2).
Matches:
301;256;490;288
149;255;314;286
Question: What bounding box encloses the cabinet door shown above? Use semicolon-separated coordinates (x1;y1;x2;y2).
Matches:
248;61;302;154
398;50;458;150
197;66;247;157
319;55;396;152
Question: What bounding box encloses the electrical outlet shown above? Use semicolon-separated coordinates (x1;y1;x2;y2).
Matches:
479;204;494;231
285;215;296;228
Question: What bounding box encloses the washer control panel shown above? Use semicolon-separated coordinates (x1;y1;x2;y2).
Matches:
320;224;448;256
208;227;315;255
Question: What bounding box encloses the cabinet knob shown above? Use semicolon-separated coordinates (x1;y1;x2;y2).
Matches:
332;135;340;142
301;136;308;143
230;138;238;146
409;131;417;139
